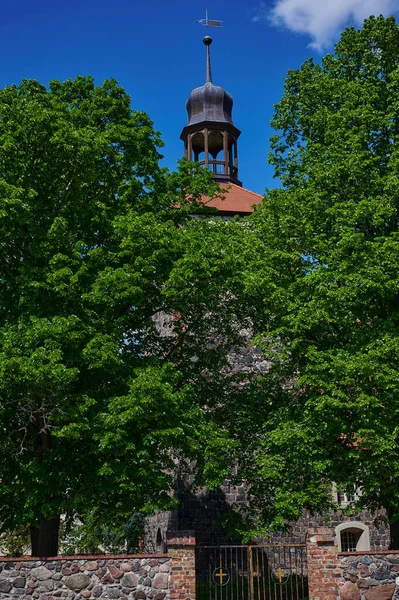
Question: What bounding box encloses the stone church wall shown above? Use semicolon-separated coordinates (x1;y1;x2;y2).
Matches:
148;317;390;552
267;508;390;550
144;486;390;552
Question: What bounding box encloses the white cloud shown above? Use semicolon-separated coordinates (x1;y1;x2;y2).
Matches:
252;0;399;50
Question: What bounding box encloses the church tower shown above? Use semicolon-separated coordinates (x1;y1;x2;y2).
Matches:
180;35;242;187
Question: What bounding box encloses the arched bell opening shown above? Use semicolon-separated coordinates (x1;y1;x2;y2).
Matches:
212;133;238;179
207;131;224;175
183;128;240;183
185;131;204;162
191;131;205;162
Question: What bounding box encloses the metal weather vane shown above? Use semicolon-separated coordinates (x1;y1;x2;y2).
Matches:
196;7;223;36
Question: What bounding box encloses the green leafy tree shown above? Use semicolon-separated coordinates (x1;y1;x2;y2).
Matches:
0;76;224;556
231;15;399;546
162;15;399;548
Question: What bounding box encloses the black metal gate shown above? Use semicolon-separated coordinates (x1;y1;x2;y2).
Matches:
195;545;308;600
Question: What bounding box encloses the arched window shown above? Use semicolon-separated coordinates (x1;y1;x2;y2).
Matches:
335;522;370;552
156;528;163;553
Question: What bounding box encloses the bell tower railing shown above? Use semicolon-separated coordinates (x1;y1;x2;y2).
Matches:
198;159;238;179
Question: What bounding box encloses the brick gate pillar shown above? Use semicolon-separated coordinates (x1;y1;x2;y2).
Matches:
306;527;340;600
167;531;196;600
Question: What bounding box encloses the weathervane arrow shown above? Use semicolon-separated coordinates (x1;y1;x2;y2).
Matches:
196;7;222;35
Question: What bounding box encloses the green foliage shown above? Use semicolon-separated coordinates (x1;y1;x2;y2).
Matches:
0;75;227;552
6;17;399;551
235;15;399;537
161;16;399;544
60;512;145;555
0;526;30;557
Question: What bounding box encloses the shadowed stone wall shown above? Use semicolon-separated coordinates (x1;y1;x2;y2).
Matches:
144;482;247;550
145;490;390;551
148;318;390;551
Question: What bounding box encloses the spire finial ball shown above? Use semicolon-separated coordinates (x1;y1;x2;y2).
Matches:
203;36;213;46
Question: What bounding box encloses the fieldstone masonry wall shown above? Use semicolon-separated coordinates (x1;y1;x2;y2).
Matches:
0;534;195;600
306;526;399;600
146;492;390;551
144;512;177;554
339;553;399;600
269;508;389;549
6;527;399;600
0;555;171;600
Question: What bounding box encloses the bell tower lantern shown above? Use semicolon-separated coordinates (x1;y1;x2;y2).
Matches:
180;34;242;187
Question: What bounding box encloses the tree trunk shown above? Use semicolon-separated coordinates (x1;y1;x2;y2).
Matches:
30;516;60;557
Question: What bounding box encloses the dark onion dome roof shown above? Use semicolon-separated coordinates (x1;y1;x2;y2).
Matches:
186;82;234;126
185;35;236;127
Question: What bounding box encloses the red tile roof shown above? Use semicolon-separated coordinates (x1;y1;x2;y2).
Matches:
203;183;263;215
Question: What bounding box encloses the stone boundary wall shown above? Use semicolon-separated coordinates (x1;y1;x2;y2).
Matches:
8;527;399;600
338;551;399;600
0;533;195;600
306;526;399;600
0;555;170;600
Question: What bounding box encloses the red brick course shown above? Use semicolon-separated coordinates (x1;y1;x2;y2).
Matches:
307;527;340;600
167;531;196;600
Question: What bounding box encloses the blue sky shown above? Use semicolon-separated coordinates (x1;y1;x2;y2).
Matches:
1;0;399;194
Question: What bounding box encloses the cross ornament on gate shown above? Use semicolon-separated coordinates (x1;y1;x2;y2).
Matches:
272;567;289;585
275;568;286;583
213;567;230;586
